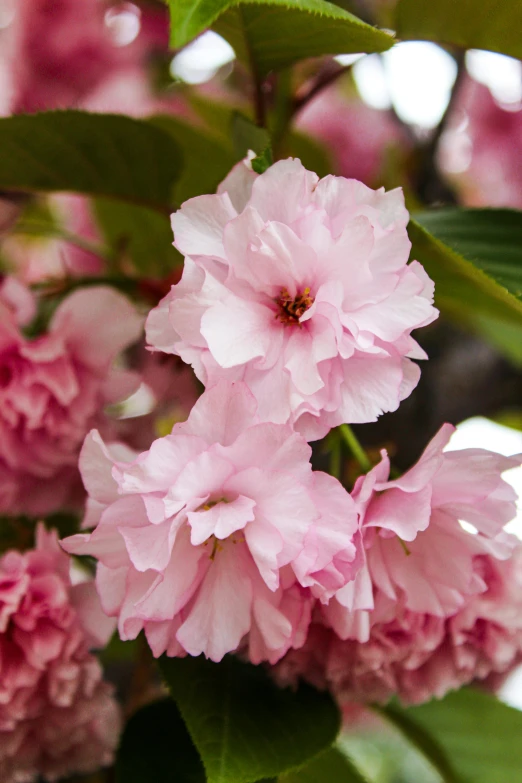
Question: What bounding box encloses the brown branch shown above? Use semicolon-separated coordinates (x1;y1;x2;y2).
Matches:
291;62;354;118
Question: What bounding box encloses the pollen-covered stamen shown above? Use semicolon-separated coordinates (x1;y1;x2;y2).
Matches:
275;287;314;325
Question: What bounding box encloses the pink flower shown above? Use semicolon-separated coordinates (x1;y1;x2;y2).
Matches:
62;380;360;663
5;0;123;113
0;524;119;783
297;88;408;186
3;0;170;114
440;78;522;208
276;548;522;705
323;424;521;640
0;286;143;516
146;158;438;441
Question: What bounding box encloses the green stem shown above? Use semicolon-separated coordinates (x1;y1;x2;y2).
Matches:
12;219;113;264
339;424;372;473
329;432;341;480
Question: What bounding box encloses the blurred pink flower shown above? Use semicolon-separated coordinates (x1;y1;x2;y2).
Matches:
4;0;170;114
146;158;437;441
0;286;143;515
62;380;360;663
118;349;200;452
440;78;522;208
6;0;125;112
0;524;119;783
297;88;408;186
276;548;522;705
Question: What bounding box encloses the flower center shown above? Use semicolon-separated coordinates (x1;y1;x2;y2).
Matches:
275;287;314;325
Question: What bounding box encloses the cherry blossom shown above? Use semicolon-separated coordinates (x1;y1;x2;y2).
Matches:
146;157;438;440
62;380;360;663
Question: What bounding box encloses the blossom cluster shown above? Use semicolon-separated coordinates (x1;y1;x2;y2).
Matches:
0;525;119;783
0;2;520;781
59;157;522;712
0;283;143;516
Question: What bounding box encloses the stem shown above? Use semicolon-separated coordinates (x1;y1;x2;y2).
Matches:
339;424;372;473
271;69;293;156
12;220;113;264
237;5;267;127
30;274;140;299
329;432;342;480
124;634;156;719
253;77;267;128
292;62;353;119
425;49;467;163
414;48;466;205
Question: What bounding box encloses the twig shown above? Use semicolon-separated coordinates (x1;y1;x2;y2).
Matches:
339;424;373;473
426;49;467;163
414;48;467;205
253;76;267;128
292;62;354;118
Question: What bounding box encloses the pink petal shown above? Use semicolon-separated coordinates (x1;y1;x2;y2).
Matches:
51;286;143;371
171;192;236;258
187;495;256;546
176;543;254;661
181;380;257;446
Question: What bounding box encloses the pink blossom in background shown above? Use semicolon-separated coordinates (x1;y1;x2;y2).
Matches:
51;194;105;277
440;77;522;208
62;380;360;663
0;286;143;515
118;348;200;452
146;158;438;441
3;0;171;114
0;524;119;783
275;425;522;704
5;0;126;113
297;88;408;186
0;276;35;326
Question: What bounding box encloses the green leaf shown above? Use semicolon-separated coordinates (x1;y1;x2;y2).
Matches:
380;688;522;783
280;747;370;782
232;112;271;159
115;698;206;783
94;198;181;277
159;655;341;783
0;111;182;212
396;0;522;60
169;0;394;72
232;112;272;172
377;702;462;783
409;209;522;360
150;115;236;204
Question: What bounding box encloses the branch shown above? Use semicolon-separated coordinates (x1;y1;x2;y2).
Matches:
291;61;353;118
414;49;467;205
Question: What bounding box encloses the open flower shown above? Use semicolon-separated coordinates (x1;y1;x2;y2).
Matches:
0;525;119;783
146;157;438;440
0;286;143;515
62;380;360;663
322;423;521;641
